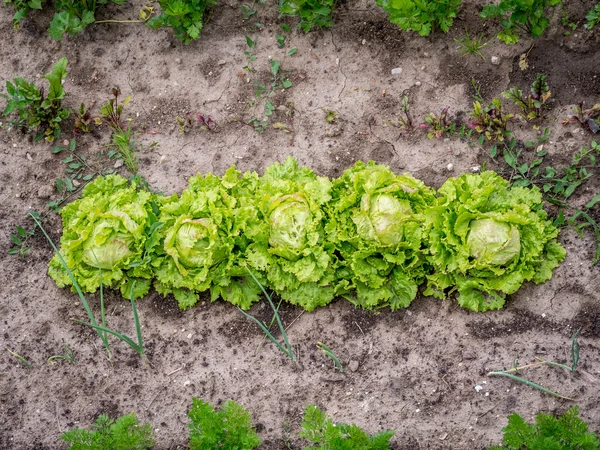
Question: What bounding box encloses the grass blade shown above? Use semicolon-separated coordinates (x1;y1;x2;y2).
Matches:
129;281;144;352
571;327;581;374
487;371;576;401
317;342;343;372
74;320;143;356
238;308;293;359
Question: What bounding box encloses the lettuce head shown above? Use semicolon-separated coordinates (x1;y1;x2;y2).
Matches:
326;161;436;310
245;157;336;311
424;171;566;311
48;175;160;299
153;166;264;310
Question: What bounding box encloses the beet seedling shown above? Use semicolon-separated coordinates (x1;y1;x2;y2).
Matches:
503;73;551;120
422;107;455;139
469;98;514;141
562;101;600;134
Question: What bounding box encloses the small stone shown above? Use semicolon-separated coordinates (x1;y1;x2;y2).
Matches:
423;52;430;57
37;185;54;199
462;349;476;360
349;360;359;372
160;155;168;164
183;380;191;386
63;140;69;146
446;163;454;171
415;81;421;86
361;39;366;45
491;56;501;65
471;165;481;172
276;105;287;112
175;58;181;64
26;152;33;161
72;179;81;187
475;385;483;392
391;67;403;75
114;159;124;169
217;59;226;65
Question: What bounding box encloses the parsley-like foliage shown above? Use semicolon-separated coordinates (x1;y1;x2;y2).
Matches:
188;399;261;449
60;413;155;450
299;404;394;449
147;0;216;43
376;0;462;36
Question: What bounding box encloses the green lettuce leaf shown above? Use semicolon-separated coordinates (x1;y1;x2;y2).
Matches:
424;171;566;311
326;161;436;310
48;175;159;299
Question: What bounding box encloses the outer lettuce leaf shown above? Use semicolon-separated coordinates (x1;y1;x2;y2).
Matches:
245;157;336;311
152;167;264;310
424;171;566;311
48;175;159;299
326;161;436;310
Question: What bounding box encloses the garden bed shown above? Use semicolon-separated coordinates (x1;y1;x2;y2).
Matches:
0;0;599;448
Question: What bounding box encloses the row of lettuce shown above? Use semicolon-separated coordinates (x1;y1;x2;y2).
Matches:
48;158;566;313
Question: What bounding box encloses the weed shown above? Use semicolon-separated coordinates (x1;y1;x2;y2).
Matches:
469;99;514;141
188;399;261;449
177;112;217;133
585;2;600;30
422;107;455;139
31;212;146;359
470;77;485;103
299;404;394;449
8;223;35;257
323;108;338;124
278;0;336;32
455;29;489;60
487;328;582;400
147;0;216;43
60;412;155;449
562;101;600;134
48;343;76;365
316;342;343;372
0;57;69;142
6;347;31;368
100;87;130;131
389;95;414;134
238;269;295;360
489;406;600;449
502;73;551;120
480;0;562;44
241;0;264;20
73;102;94;133
377;0;461;36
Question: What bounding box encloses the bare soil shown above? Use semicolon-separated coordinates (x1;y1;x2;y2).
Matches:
1;0;599;449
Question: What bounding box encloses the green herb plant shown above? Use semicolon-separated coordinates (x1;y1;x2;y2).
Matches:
299;404;394;449
488;406;600;449
60;412;155;449
4;0;45;29
376;0;462;36
502;73;551;120
488;328;581;400
585;2;600;30
8;224;35;257
455;29;489;60
469;98;514;141
278;0;336;32
48;0;126;40
323;108;338;124
480;0;562;44
188;399;261;449
0;57;69;142
147;0;216;43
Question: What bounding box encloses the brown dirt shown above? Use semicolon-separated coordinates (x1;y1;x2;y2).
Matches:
1;0;600;449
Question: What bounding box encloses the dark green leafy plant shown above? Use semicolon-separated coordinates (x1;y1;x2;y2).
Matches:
49;0;128;41
278;0;335;32
299;404;394;449
488;406;600;449
480;0;562;44
502;73;551;120
4;0;44;29
376;0;462;36
60;413;155;450
188;399;261;449
147;0;216;43
585;2;600;30
1;57;69;142
454;29;489;60
469;99;514;141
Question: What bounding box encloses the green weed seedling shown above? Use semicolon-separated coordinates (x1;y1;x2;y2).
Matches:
147;0;216;43
455;29;490;60
60;412;155;449
585;2;600;30
31;212;145;360
487;328;582;400
376;0;461;36
480;0;562;44
188;399;261;449
48;343;76;365
0;57;69;142
502;73;551;120
299;404;394;449
278;0;336;32
238;269;295;360
488;406;600;449
8;224;35;257
7;347;31;368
